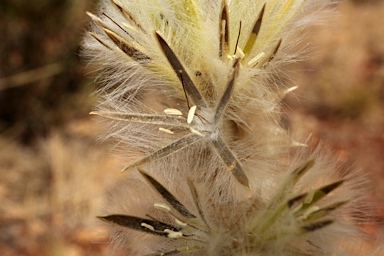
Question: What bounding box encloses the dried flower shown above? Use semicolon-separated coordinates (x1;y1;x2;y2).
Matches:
83;0;379;255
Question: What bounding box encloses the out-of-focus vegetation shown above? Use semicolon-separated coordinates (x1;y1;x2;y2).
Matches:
0;1;118;255
0;0;383;255
0;0;97;143
291;1;384;121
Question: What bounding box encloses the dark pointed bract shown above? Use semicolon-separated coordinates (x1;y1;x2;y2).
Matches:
139;170;196;218
98;215;179;237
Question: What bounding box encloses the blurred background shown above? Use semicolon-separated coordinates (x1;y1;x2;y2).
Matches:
0;0;383;255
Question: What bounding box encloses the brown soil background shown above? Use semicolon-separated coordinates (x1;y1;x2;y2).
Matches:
1;0;383;255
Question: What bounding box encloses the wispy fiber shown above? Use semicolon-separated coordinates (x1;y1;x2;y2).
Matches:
83;0;380;255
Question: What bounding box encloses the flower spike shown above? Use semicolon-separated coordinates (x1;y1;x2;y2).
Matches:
84;0;378;255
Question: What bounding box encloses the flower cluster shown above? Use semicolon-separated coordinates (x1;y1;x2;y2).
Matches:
83;0;380;255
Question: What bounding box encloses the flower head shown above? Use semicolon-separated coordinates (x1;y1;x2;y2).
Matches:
83;0;327;191
99;156;370;255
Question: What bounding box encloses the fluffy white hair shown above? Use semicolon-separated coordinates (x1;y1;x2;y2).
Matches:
83;0;379;255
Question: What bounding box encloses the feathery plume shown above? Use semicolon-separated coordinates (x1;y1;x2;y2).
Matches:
83;0;379;255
